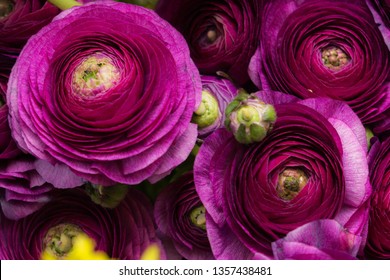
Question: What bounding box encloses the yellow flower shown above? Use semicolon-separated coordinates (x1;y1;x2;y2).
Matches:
41;233;109;260
140;244;161;260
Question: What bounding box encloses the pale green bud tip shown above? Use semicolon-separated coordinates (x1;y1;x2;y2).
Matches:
321;46;350;71
192;90;220;128
365;127;374;150
42;224;84;258
0;0;13;19
189;205;206;230
72;54;120;98
225;91;277;144
85;182;129;209
277;168;308;200
48;0;81;11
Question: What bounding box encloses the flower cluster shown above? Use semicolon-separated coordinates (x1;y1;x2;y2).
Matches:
0;0;389;260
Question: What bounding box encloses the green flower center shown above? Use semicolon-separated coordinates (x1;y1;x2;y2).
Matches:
72;55;120;98
189;205;206;230
42;224;85;258
277;168;308;200
321;46;350;70
0;94;4;107
0;0;14;19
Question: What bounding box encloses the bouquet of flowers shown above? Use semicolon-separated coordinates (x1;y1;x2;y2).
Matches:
0;0;389;260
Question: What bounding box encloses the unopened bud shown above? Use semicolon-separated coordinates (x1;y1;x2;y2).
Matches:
85;182;129;208
225;90;276;144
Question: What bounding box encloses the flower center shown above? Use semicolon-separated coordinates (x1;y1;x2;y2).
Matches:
42;223;85;258
192;90;220;128
197;26;220;48
189;205;206;230
0;0;14;19
0;94;4;107
321;46;350;70
277;168;308;200
72;55;120;98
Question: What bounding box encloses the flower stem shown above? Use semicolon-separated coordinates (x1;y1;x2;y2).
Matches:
48;0;81;10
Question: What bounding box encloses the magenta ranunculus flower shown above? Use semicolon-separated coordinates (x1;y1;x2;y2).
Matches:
272;220;361;260
249;0;390;126
365;136;390;259
194;91;371;259
0;0;59;80
155;171;213;260
156;0;263;85
8;2;201;186
0;187;161;259
0;87;19;160
192;76;238;139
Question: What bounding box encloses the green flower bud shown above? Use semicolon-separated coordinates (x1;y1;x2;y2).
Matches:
85;183;129;208
42;224;84;258
365;126;374;150
192;90;220;129
189;205;206;230
225;90;277;144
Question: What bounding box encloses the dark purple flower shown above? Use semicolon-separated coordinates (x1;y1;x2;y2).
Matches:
155;171;214;260
0;84;19;160
194;91;371;259
8;2;201;186
365;137;390;259
192;76;237;139
249;0;390;126
156;0;263;85
0;0;59;79
0;187;161;259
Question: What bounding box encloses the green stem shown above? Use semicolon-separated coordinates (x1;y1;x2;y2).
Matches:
48;0;82;10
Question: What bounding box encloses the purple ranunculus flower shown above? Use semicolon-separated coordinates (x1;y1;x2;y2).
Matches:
192;76;238;139
194;91;371;259
0;84;19;160
0;155;84;220
0;187;161;259
249;0;390;126
155;171;214;260
272;220;361;260
8;2;201;186
367;0;390;29
156;0;263;85
0;0;59;80
365;136;390;259
0;156;53;220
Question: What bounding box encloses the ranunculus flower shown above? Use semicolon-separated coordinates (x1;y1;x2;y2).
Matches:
0;187;161;259
365;137;390;259
367;0;390;29
0;156;84;220
194;91;371;259
192;76;237;139
0;0;59;79
8;2;201;186
155;171;214;260
0;85;19;160
156;0;263;85
249;0;390;126
272;220;361;260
